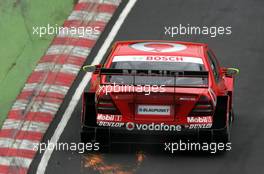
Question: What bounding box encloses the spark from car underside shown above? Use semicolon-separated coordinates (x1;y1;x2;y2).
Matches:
83;151;145;174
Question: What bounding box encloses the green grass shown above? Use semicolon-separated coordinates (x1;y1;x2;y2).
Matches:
0;0;75;126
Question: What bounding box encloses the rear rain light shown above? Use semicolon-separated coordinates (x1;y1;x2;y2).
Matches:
189;95;214;116
97;94;121;114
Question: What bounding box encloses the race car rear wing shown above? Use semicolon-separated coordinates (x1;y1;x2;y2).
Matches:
98;68;209;87
99;68;208;77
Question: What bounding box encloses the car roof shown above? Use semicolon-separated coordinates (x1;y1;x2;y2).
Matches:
111;40;208;58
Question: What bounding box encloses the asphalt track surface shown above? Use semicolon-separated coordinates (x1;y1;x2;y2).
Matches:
29;0;264;173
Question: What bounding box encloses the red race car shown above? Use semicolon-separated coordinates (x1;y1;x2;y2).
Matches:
81;40;238;147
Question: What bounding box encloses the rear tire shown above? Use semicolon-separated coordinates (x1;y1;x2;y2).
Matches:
80;127;95;143
212;96;231;144
81;127;111;153
213;127;230;144
213;109;231;144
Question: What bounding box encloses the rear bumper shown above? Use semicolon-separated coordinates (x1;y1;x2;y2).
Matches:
81;125;227;144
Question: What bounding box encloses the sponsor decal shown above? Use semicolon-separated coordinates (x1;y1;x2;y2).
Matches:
112;55;203;64
130;42;187;52
126;122;182;132
186;124;212;129
97;114;122;122
97;121;182;132
126;122;135;131
187;116;212;123
137;105;171;115
97;121;124;127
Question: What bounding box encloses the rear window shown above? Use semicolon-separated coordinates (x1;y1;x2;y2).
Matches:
107;55;207;86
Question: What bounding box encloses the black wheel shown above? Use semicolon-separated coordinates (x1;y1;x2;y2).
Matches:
213;127;230;144
198;130;213;143
80;127;96;143
96;129;111;153
212;96;231;144
80;127;111;153
214;109;231;144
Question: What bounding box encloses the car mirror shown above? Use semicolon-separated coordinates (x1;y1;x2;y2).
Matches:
222;67;239;77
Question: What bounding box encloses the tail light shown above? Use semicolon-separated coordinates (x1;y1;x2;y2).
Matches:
97;94;121;114
189;95;214;116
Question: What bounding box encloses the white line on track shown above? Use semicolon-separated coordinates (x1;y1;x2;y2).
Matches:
36;0;137;173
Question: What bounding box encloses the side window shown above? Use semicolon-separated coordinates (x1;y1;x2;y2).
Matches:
207;51;220;83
